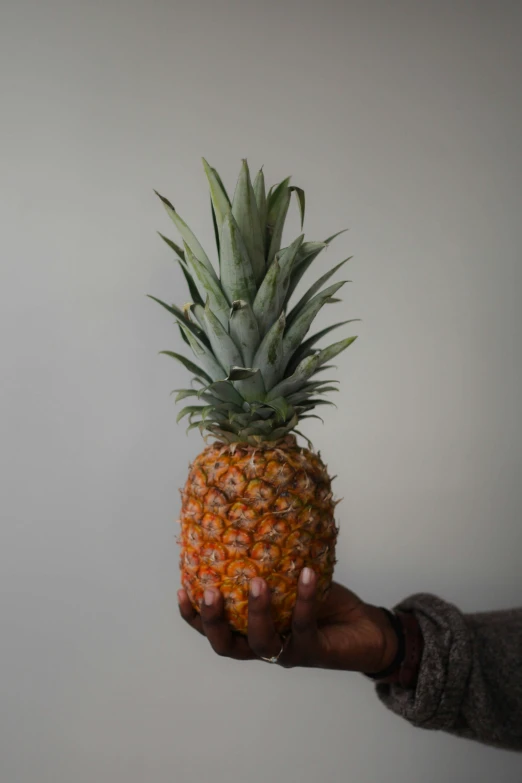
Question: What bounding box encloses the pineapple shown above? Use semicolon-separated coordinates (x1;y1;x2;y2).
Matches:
150;159;357;634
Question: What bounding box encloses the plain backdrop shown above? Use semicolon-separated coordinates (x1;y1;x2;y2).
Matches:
1;1;521;781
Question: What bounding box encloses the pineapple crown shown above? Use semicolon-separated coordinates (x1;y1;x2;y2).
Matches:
149;159;358;446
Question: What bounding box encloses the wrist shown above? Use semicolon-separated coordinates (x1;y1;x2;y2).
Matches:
377;608;401;671
360;605;400;674
365;609;423;688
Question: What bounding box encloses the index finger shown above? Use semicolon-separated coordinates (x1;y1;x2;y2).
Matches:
290;568;320;662
247;578;283;661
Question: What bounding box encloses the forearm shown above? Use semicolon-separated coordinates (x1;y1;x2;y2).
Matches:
375;594;522;751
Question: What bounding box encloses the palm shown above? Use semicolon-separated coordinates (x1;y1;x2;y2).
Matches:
313;583;390;671
179;572;394;672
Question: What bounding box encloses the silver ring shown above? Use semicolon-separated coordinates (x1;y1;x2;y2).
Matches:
260;634;289;664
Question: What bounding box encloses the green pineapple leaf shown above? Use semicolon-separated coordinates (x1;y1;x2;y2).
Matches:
178;322;190;347
286;257;352;326
286;381;340;404
299;398;337;409
157;232;185;261
253;168;267;249
227;367;258;380
282;280;347;368
173;388;199;403
240;419;278;436
159;351;212;383
316;336;358;366
294;429;314;449
157;232;203;305
257;396;290;423
253;234;304;336
267;413;299;440
299;414;324;424
285;320;358;375
219;211;257;304
229;300;261;368
227;411;252;426
285;242;327;304
252;312;286;389
300;320;359;353
154;190;216;279
304;384;340;394
179;325;225;381
266;354;320;400
290;186;306;228
146;296;209;347
203;303;244;373
204;425;241;443
232;160;265;285
181;264;204;306
176;405;211;424
233;368;266;402
266;177;291;264
185;419;207;435
198;380;245;406
210;198;220;257
202;158;231;229
324;228;349;244
212;400;245;415
189;303;207;332
184;243;230;328
313;364;337;374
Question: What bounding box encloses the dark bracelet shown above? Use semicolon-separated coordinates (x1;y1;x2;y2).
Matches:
364;608;405;680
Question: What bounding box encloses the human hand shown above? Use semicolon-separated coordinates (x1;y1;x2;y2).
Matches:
178;567;398;672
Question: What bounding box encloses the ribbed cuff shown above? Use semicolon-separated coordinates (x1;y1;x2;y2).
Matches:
375;593;472;730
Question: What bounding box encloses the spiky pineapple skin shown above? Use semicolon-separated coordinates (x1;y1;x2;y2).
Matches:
179;436;338;634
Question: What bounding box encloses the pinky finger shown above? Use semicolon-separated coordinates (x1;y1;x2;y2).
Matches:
178;589;204;635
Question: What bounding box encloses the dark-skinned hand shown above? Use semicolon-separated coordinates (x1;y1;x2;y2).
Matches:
178;567;398;672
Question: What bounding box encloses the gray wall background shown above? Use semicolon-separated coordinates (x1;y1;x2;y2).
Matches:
1;1;521;781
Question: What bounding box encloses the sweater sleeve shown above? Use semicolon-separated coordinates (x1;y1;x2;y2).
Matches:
375;593;522;751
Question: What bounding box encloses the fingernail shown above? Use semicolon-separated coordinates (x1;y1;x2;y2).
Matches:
250;578;262;598
177;590;184;604
204;589;215;606
301;567;313;585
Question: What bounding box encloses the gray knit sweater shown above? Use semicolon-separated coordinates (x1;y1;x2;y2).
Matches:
376;594;522;751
